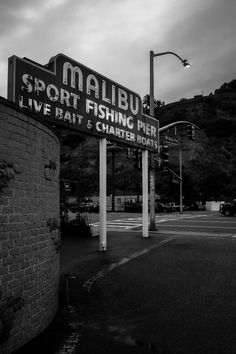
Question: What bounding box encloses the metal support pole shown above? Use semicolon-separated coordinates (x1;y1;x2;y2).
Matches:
142;149;149;237
179;148;183;214
111;150;115;212
149;50;157;231
148;49;190;224
99;138;107;251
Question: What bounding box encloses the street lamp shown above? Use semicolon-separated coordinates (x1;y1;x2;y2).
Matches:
149;50;190;231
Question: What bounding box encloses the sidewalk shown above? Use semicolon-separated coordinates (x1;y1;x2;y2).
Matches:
15;230;167;353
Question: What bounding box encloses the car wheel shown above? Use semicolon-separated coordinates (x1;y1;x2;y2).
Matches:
224;209;232;216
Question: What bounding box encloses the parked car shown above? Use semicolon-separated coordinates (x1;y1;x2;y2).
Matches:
80;198;99;213
124;200;142;213
155;202;174;213
71;198;99;213
124;200;175;213
219;200;236;216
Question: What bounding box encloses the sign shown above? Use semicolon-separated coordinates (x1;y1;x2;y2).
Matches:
172;178;180;184
161;134;178;145
8;54;159;152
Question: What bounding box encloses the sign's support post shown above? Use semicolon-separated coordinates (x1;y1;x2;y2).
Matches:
179;148;183;214
142;149;149;237
99;138;107;251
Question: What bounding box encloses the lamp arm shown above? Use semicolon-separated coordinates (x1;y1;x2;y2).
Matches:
159;121;200;132
152;51;187;64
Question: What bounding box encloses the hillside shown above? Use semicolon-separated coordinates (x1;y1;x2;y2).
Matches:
158;80;236;202
59;79;236;204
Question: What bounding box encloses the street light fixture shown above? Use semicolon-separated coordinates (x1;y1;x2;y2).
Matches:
149;50;190;231
182;59;191;68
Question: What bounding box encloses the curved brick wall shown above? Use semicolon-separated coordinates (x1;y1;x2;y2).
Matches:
0;98;60;353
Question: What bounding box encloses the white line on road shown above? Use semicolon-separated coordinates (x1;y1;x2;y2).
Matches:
170;219;236;224
157;230;236;238
159;224;236;230
90;214;210;231
83;237;176;292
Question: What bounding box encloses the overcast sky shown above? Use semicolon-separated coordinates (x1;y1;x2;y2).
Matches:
1;0;236;104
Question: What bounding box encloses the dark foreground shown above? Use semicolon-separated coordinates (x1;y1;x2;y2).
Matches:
15;227;236;353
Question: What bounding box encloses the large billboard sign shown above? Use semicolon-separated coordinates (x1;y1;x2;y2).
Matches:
8;54;159;151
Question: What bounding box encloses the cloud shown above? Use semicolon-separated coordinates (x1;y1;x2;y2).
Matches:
0;0;236;102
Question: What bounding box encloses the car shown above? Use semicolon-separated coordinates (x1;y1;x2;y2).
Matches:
155;201;174;213
219;200;236;216
71;198;99;213
124;200;142;213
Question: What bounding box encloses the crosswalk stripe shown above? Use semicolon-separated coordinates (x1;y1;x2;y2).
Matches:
90;213;211;231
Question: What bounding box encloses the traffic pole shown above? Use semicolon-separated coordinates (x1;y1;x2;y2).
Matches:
99;138;107;251
142;149;149;237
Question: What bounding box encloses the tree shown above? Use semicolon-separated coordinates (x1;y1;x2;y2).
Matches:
143;94;164;116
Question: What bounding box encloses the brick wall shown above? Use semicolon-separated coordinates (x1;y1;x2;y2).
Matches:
0;98;60;353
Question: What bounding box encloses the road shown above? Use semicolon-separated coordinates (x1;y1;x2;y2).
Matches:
78;233;236;353
70;211;236;353
17;211;236;354
89;210;236;237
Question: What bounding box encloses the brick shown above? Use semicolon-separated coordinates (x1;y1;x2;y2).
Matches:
2;273;14;283
13;223;27;231
2;255;14;266
8;279;20;290
8;263;21;272
15;190;25;198
3;223;16;232
0;232;8;241
21;230;31;238
14;270;24;279
10;247;21;256
9;214;21;222
0;188;14;197
20;261;30;270
0;249;9;258
2;206;14;214
0;197;9;205
0;265;8;276
24;267;33;275
0;215;8;223
32;244;39;251
2;240;14;249
14;239;26;247
21;245;31;254
13;255;25;263
9;231;20;240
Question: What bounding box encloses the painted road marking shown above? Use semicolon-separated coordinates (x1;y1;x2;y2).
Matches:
158;224;236;230
83;237;176;292
157;230;236;238
91;214;209;231
91;218;143;230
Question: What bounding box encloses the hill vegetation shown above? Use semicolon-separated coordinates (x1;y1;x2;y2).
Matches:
59;79;236;205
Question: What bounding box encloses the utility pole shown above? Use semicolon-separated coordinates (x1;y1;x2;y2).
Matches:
159;121;200;214
149;51;156;231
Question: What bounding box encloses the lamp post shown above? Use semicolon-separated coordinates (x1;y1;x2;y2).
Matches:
149;51;190;231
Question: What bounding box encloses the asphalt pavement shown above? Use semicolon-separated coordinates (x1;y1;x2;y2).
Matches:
15;228;170;354
14;213;236;353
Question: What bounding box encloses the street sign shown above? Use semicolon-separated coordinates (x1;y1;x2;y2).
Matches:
172;178;180;184
162;134;178;145
8;54;159;152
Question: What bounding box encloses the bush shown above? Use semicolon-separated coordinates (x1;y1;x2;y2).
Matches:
61;214;92;237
